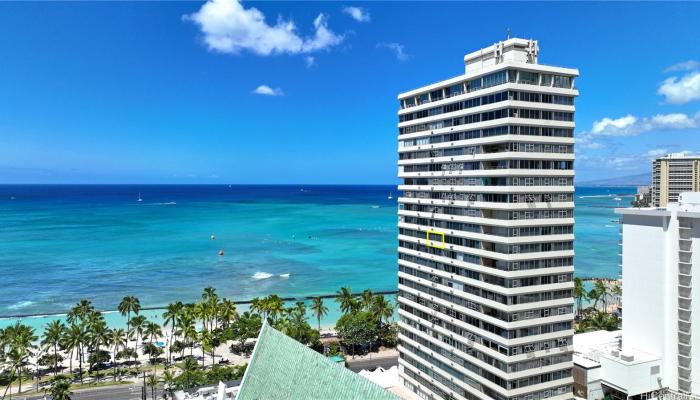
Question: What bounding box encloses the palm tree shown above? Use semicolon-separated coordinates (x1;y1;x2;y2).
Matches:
48;375;73;400
42;320;66;376
611;283;622;309
336;287;354;314
370;295;394;324
361;289;374;310
218;298;238;328
310;297;328;331
199;328;212;368
64;324;88;383
161;368;176;398
573;277;587;317
108;328;127;381
265;295;284;324
162;301;183;363
67;300;95;325
146;374;159;400
144;322;163;345
118;296;140;347
1;322;37;398
88;318;110;379
595;279;610;312
587;287;602;311
129;315;147;347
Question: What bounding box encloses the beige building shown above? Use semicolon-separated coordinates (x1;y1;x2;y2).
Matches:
652;153;700;207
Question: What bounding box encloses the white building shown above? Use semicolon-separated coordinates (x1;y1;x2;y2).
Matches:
610;192;700;397
395;38;578;400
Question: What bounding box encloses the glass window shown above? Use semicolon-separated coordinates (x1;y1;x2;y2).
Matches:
540;74;552;86
553;75;571;88
518;71;539;85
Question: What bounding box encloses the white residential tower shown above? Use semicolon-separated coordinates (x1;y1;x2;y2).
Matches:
396;38;578;400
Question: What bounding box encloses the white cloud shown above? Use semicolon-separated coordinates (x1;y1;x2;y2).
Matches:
377;42;407;61
658;71;700;104
304;56;315;68
588;112;697;136
342;6;370;22
665;60;700;73
252;85;283;96
591;115;637;135
184;0;343;56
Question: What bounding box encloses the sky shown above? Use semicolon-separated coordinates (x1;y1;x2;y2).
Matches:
0;1;699;184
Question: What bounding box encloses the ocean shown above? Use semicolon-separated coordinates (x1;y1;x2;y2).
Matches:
0;184;634;331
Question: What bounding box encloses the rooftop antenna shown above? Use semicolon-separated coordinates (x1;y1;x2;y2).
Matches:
506;28;511;40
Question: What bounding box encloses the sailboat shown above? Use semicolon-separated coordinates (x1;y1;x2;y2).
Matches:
137;192;143;202
388;192;393;200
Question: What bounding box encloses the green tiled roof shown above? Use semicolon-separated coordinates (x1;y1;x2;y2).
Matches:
236;322;398;400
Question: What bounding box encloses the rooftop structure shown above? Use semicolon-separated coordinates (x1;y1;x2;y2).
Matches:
573;330;662;400
235;322;398;400
396;38;578;400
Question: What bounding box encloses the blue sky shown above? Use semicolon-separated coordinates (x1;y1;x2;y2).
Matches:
0;1;699;184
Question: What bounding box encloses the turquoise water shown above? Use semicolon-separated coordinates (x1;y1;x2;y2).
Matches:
0;184;634;332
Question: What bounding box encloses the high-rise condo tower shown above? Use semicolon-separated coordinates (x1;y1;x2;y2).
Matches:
396;38;578;400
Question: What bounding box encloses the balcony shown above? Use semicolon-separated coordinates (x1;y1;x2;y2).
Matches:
679;263;692;276
678;365;692;380
679;343;692;359
679;253;693;264
679;274;693;288
679;331;692;346
679;297;692;311
679;309;692;323
679;286;692;299
679;320;692;334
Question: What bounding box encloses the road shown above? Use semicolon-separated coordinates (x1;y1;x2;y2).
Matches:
19;384;162;400
347;355;399;372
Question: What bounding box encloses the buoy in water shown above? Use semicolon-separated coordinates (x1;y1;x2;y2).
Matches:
218;250;224;256
211;234;216;240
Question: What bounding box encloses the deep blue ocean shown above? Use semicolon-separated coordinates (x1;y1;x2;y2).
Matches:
0;184;634;330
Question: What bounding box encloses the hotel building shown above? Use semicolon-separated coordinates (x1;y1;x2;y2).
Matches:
652;153;700;207
395;39;578;400
610;192;700;397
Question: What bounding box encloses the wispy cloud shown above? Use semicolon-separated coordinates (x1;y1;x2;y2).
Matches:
252;85;283;96
589;112;697;136
304;56;315;68
342;6;370;23
377;42;407;61
184;0;343;56
665;60;700;73
658;70;700;104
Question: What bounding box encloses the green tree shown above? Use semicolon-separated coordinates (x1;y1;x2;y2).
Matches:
361;289;374;310
335;311;378;358
335;287;355;314
117;296;140;348
108;328;127;381
218;298;238;328
42;320;66;376
163;301;183;363
129;315;148;346
370;295;394;324
573;277;587;317
48;375;73;400
310;297;328;331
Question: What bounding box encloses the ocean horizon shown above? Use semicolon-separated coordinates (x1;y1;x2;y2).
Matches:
0;184;634;329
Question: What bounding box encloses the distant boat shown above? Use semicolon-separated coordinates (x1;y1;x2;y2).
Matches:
388;192;393;200
614;197;622;201
9;196;15;200
137;192;143;202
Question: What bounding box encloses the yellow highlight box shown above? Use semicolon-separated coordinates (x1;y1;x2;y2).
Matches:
426;229;445;249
